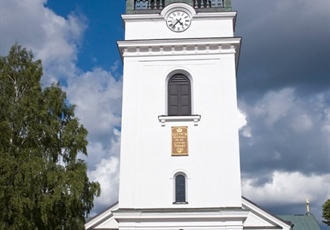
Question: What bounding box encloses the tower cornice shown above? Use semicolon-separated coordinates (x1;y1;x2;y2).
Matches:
117;37;241;68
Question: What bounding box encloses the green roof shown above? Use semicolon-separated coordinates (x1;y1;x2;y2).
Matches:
278;213;321;230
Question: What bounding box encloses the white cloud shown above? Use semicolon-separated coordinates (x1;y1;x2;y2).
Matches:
253;88;295;128
238;109;251;137
0;0;87;84
65;68;122;144
240;88;329;141
237;109;247;129
239;88;329;226
88;156;120;214
291;114;313;133
242;171;329;205
242;171;330;224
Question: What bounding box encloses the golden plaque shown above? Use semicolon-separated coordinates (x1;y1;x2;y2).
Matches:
171;126;188;156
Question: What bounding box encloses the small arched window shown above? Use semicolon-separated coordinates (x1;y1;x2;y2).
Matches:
168;74;191;116
175;174;186;203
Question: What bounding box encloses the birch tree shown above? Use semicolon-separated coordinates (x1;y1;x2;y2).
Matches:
0;44;100;230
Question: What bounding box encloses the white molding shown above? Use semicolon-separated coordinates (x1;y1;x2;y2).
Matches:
118;37;240;47
158;115;201;126
160;3;197;18
113;208;249;229
85;203;119;230
122;13;163;21
194;11;237;19
242;197;293;230
118;37;241;58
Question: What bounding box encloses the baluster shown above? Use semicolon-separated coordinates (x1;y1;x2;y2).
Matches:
135;0;139;10
206;0;210;8
201;0;204;8
194;0;198;8
145;0;150;9
211;0;224;7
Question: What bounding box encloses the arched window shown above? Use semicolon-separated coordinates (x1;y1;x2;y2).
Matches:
175;174;186;203
168;74;191;116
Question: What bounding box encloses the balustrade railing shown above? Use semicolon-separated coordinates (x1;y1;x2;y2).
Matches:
194;0;224;8
135;0;165;10
134;0;224;10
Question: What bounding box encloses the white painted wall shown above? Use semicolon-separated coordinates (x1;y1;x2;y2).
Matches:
122;4;236;40
123;14;235;40
119;52;242;209
118;1;242;215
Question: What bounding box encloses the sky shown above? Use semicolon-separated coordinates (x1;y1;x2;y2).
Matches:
0;0;329;229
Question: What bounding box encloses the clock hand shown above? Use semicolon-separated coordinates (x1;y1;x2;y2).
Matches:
173;19;180;27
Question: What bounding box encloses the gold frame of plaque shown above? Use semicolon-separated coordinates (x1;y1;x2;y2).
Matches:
171;126;188;156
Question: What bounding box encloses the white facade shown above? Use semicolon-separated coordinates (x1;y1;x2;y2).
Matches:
116;3;245;228
85;1;293;229
118;2;242;210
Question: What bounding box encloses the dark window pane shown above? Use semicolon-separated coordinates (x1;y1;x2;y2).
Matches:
181;95;189;105
169;84;178;94
181;106;190;115
169;95;178;105
180;85;190;94
169;106;178;115
175;175;186;202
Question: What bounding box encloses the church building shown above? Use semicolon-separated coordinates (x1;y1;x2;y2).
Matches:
85;0;321;229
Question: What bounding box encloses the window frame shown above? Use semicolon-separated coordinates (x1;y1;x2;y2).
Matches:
167;73;192;116
173;173;188;204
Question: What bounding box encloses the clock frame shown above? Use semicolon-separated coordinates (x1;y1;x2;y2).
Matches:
166;10;192;32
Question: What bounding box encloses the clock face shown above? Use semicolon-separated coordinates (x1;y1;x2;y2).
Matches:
166;11;191;32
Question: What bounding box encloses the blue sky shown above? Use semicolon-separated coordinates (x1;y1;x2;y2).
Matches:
46;0;125;73
0;0;329;229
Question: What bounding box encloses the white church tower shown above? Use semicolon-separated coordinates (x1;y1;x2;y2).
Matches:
85;1;293;229
115;0;246;228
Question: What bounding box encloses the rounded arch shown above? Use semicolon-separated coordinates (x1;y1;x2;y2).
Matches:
160;3;196;19
171;169;190;179
165;68;193;83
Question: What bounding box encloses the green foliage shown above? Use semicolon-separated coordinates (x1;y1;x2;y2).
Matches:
323;199;330;226
0;44;101;229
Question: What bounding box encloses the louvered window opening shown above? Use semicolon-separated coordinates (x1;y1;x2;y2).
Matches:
134;0;224;10
168;74;191;116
